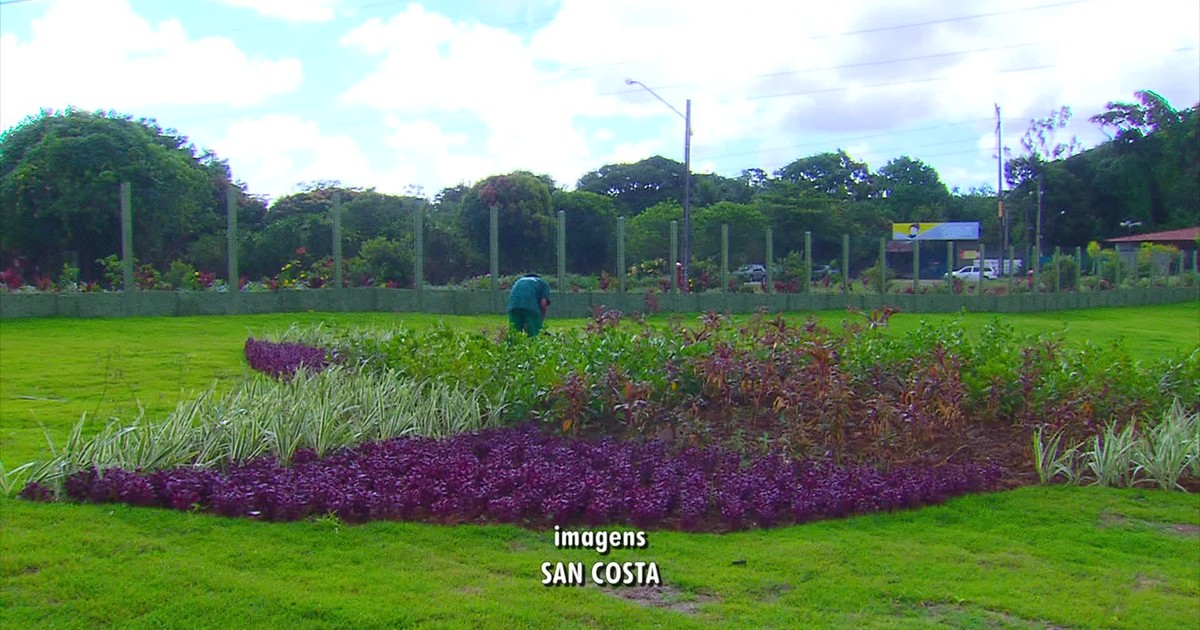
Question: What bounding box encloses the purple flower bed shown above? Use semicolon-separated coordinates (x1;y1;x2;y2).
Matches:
45;426;1003;531
244;338;331;378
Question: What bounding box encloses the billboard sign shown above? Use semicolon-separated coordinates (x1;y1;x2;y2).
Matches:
892;222;980;241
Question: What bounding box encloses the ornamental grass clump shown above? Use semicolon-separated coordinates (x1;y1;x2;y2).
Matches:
1031;400;1199;491
9;366;506;495
48;425;1004;531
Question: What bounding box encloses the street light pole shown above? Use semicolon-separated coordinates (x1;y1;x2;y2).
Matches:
682;98;691;283
626;78;692;283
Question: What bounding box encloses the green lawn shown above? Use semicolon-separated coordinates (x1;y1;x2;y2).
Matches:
3;303;1197;467
1;304;1198;628
2;486;1196;629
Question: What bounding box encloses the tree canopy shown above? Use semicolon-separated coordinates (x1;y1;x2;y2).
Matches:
2;91;1194;285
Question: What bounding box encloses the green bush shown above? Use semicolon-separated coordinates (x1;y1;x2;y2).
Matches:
350;237;412;287
163;260;199;291
1039;254;1080;291
860;264;897;292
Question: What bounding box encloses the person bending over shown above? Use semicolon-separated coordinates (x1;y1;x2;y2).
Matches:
507;273;551;337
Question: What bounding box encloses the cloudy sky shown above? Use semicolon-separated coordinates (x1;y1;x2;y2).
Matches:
2;0;1197;202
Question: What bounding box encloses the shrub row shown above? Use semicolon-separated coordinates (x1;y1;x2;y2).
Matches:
260;310;1199;462
29;426;1004;531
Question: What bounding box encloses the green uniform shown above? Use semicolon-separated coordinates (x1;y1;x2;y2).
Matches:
507;275;551;337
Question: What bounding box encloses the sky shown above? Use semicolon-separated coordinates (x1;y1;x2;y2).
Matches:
1;0;1198;204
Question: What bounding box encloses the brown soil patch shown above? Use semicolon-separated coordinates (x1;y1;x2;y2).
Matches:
1099;512;1200;538
601;583;719;615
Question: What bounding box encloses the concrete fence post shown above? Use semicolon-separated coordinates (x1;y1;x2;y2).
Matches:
333;191;344;289
841;234;850;294
721;224;729;292
556;210;565;292
490;205;499;310
912;241;920;293
878;237;887;295
414;201;425;294
765;227;774;294
1054;245;1061;293
804;231;812;292
617;215;626;293
1007;246;1015;294
1031;245;1039;295
226;184;238;291
120;182;134;292
946;241;954;292
1080;247;1089;294
976;243;985;296
669;220;678;293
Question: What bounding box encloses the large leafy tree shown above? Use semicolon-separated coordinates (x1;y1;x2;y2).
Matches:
459;171;554;273
1004;106;1083;249
875;156;951;221
576;156;685;216
0;109;223;279
240;183;359;278
692;202;768;264
551;190;615;274
625;201;681;264
1087;92;1197;231
775;150;874;201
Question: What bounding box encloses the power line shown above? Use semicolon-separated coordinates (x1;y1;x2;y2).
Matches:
808;0;1092;39
746;64;1057;102
753;41;1046;80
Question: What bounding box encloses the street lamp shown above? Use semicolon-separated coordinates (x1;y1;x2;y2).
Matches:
1119;220;1143;236
625;78;692;284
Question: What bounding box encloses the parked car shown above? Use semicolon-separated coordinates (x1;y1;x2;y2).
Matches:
814;265;840;280
735;264;767;283
947;265;997;280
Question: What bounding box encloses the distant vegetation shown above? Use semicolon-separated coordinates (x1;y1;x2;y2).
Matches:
1;91;1195;287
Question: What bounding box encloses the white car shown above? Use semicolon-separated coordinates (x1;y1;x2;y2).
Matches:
948;265;997;280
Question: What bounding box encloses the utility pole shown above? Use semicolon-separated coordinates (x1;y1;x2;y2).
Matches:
1035;173;1044;287
683;99;692;284
996;104;1006;275
625;79;692;283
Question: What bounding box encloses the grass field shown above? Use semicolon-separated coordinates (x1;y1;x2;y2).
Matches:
2;303;1198;628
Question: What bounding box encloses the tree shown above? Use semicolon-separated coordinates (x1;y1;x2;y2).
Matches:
1090;90;1183;143
875;156;951;221
351;236;412;287
241;184;361;278
1005;107;1082;253
753;179;838;259
1087;92;1197;231
576;156;685;216
775;150;873;201
625;201;682;264
459;171;554;273
341;191;425;257
0;109;222;280
551;190;615;274
692;202;768;264
691;172;753;207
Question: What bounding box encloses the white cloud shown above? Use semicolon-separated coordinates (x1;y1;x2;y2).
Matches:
339;4;620;189
3;0;1197;198
216;0;342;22
0;0;303;130
213;115;389;201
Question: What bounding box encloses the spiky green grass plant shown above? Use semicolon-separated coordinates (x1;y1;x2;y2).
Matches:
1032;401;1199;491
2;366;506;494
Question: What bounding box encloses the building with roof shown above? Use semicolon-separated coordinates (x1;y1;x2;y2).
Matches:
1105;227;1199;271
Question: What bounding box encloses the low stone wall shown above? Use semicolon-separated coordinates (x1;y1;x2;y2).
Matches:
2;286;1197;319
